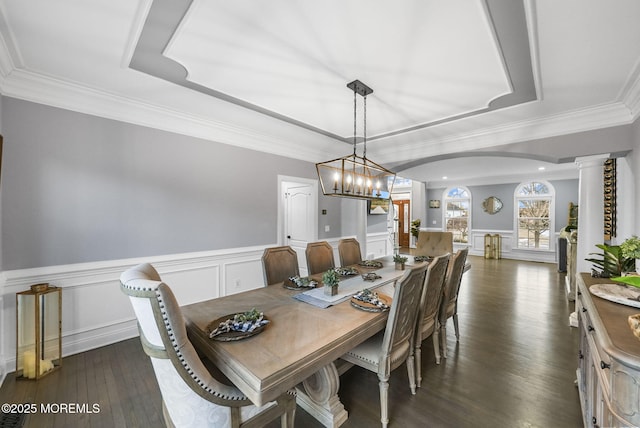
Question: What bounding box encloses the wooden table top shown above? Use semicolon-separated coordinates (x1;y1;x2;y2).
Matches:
182;257;408;406
579;273;640;367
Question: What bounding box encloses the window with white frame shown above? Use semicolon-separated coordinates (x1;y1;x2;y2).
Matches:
515;181;554;250
444;186;470;243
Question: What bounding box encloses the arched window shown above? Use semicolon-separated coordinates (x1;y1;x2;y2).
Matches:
515;181;555;250
443;186;471;244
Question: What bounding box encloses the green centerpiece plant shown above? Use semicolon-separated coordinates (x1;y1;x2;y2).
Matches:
322;269;339;296
393;254;408;270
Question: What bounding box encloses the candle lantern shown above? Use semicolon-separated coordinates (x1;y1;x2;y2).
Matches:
16;283;62;380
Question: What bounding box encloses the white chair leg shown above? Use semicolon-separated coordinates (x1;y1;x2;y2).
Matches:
378;378;390;428
453;313;460;341
433;330;441;365
414;345;423;388
406;354;417;395
441;324;448;359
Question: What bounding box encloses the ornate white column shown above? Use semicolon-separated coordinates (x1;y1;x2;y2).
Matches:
575;154;609;274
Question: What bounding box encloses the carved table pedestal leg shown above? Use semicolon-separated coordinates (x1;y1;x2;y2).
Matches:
296;362;348;428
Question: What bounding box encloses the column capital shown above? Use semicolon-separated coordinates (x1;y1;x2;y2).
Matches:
575;153;610;168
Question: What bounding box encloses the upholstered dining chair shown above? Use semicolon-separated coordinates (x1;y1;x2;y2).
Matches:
340;262;429;428
305;241;335;275
439;248;469;359
414;254;450;388
262;246;300;285
120;263;296;428
414;231;453;258
338;238;362;267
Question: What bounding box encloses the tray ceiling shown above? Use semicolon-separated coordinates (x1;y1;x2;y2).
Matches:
0;0;639;184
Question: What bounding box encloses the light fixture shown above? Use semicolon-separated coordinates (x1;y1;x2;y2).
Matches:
316;80;395;200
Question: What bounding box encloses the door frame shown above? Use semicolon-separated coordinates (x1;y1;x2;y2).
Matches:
277;175;319;246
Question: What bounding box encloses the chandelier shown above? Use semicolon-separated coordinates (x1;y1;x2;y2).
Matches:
316;80;396;200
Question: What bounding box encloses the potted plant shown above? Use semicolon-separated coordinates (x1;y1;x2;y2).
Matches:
586;243;635;277
410;219;421;246
621;235;640;273
393;254;408;270
322;269;339;296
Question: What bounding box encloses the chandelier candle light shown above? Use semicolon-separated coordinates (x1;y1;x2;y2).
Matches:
316;80;396;200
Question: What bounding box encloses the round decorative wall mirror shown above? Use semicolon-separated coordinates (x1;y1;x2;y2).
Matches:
482;196;503;214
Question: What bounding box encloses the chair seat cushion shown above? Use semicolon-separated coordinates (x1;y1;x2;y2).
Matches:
341;331;411;375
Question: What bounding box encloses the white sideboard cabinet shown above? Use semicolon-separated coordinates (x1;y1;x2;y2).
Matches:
577;273;640;427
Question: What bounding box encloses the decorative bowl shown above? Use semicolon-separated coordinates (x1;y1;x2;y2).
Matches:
628;314;640;341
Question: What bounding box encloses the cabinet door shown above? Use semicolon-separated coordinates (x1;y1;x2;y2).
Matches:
611;362;640;426
587;357;597;427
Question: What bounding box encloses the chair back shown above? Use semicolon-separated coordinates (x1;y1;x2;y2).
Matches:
415;231;453;258
440;248;469;322
262;246;300;285
379;263;429;375
120;264;254;427
338;238;362;267
305;241;335;275
416;254;450;341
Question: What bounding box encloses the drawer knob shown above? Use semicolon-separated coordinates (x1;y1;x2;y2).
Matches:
588;325;595;332
582;307;587;313
600;361;611;370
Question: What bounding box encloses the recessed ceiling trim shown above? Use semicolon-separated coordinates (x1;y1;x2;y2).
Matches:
374;101;633;167
130;0;348;143
130;0;537;144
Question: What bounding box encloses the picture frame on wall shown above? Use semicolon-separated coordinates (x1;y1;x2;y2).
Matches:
429;199;440;208
369;198;390;215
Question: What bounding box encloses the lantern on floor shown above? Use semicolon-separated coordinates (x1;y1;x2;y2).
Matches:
16;283;62;380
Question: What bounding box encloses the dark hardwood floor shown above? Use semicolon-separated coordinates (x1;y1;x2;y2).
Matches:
0;256;582;427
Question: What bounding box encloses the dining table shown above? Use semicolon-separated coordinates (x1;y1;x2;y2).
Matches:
181;255;412;427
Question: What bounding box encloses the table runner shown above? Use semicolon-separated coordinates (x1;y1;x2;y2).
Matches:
293;264;404;308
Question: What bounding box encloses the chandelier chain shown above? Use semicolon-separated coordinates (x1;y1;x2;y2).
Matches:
353;87;357;156
363;95;367;159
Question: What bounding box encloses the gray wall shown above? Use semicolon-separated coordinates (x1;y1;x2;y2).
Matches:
1;97;334;270
339;198;389;237
426;179;579;232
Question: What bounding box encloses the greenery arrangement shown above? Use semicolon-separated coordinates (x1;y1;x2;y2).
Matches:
322;269;339;287
586;243;635;277
621;236;640;260
393;254;408;264
410;219;421;239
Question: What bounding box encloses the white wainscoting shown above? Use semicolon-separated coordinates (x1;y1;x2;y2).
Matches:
425;227;559;264
0;233;393;385
467;229;558;263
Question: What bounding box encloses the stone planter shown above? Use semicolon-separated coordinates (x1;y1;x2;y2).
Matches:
395;262;405;270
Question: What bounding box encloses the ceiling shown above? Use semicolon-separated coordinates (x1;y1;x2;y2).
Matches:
0;0;639;187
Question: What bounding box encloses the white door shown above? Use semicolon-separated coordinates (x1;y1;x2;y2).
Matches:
280;178;318;276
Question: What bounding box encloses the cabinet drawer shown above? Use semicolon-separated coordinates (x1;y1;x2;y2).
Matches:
578;297;612;386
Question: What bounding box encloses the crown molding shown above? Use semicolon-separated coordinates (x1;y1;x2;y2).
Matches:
619;56;640;121
372;101;634;164
0;63;636;168
0;67;333;162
